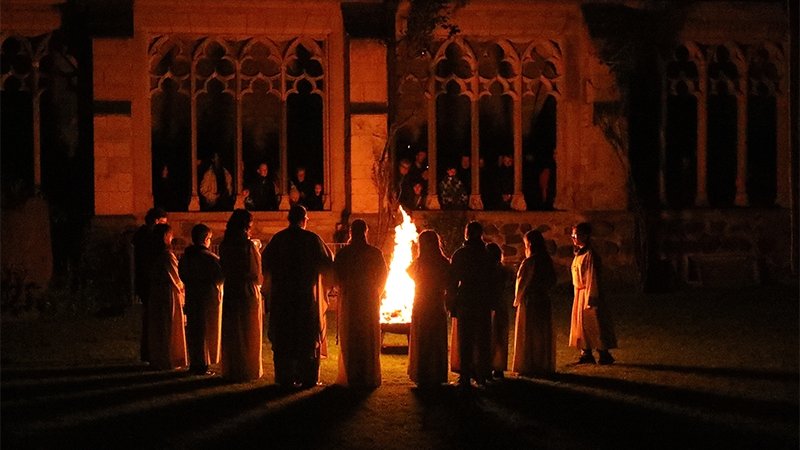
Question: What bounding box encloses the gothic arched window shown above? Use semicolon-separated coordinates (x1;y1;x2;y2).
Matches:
149;35;328;211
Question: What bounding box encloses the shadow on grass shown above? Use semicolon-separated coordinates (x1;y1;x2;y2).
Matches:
2;365;374;450
411;384;539;448
550;371;798;420
615;362;800;381
478;377;798;449
1;362;151;380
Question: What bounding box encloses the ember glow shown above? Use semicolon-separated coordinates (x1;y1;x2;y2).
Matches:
380;207;418;324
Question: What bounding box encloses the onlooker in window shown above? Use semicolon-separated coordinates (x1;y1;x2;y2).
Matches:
305;183;324;211
333;219;388;388
179;223;224;376
439;163;468;210
457;155;472;195
569;222;617;365
400;181;425;211
479;156;498;210
200;152;234;211
395;159;413;202
244;162;279;211
498;154;514;210
147;223;188;370
290;166;313;207
288;185;302;207
511;230;557;377
408;149;428;187
154;163;184;211
407;230;451;388
132;207;168;363
219;209;264;381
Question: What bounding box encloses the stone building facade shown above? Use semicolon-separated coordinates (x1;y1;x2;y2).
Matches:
1;0;796;291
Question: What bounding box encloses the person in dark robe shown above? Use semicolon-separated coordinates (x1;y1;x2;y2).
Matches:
511;230;557;377
487;243;515;379
290;166;314;207
178;223;224;375
132;207;168;362
244;162;279;211
153;163;185;211
449;221;495;390
305;183;325;211
400;181;426;211
332;219;388;388
497;154;514;210
457;155;472;195
219;209;264;381
147;223;187;370
262;205;333;388
407;230;451;388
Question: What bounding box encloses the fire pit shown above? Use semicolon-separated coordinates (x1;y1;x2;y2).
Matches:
380;322;410;349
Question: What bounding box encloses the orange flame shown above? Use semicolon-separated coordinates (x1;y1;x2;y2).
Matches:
380;207;418;324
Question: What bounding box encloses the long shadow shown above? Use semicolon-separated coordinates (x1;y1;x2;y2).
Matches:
481;377;798;450
410;384;537;449
615;363;800;382
1;367;196;399
189;385;375;449
2;381;306;449
1;372;227;421
550;372;798;421
0;363;151;380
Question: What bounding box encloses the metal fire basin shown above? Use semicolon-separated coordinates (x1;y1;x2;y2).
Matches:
380;322;410;350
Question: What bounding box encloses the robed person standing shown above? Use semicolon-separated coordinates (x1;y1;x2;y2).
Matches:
219;209;264;381
179;223;224;375
450;221;495;389
488;243;515;379
569;222;617;365
332;219;388;388
147;223;188;370
511;230;557;376
132;207;168;362
262;205;334;388
407;230;451;387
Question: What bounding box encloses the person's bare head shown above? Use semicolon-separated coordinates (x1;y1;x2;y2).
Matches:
399;159;411;175
256;163;268;177
415;150;427;165
288;204;308;228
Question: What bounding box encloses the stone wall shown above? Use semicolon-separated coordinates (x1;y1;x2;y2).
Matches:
655;208;793;287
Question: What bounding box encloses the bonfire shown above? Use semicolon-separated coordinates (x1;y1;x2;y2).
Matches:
379;207;418;324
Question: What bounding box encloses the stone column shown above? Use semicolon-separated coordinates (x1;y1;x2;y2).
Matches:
278;102;290;210
189;64;200;211
775;58;791;208
511;91;526;211
234;75;245;209
425;92;440;210
734;72;749;206
469;93;483;210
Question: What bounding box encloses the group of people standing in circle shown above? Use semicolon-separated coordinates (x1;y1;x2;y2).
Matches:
132;204;616;390
406;220;616;391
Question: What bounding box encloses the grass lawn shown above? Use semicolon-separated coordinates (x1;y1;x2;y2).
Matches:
1;282;797;449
